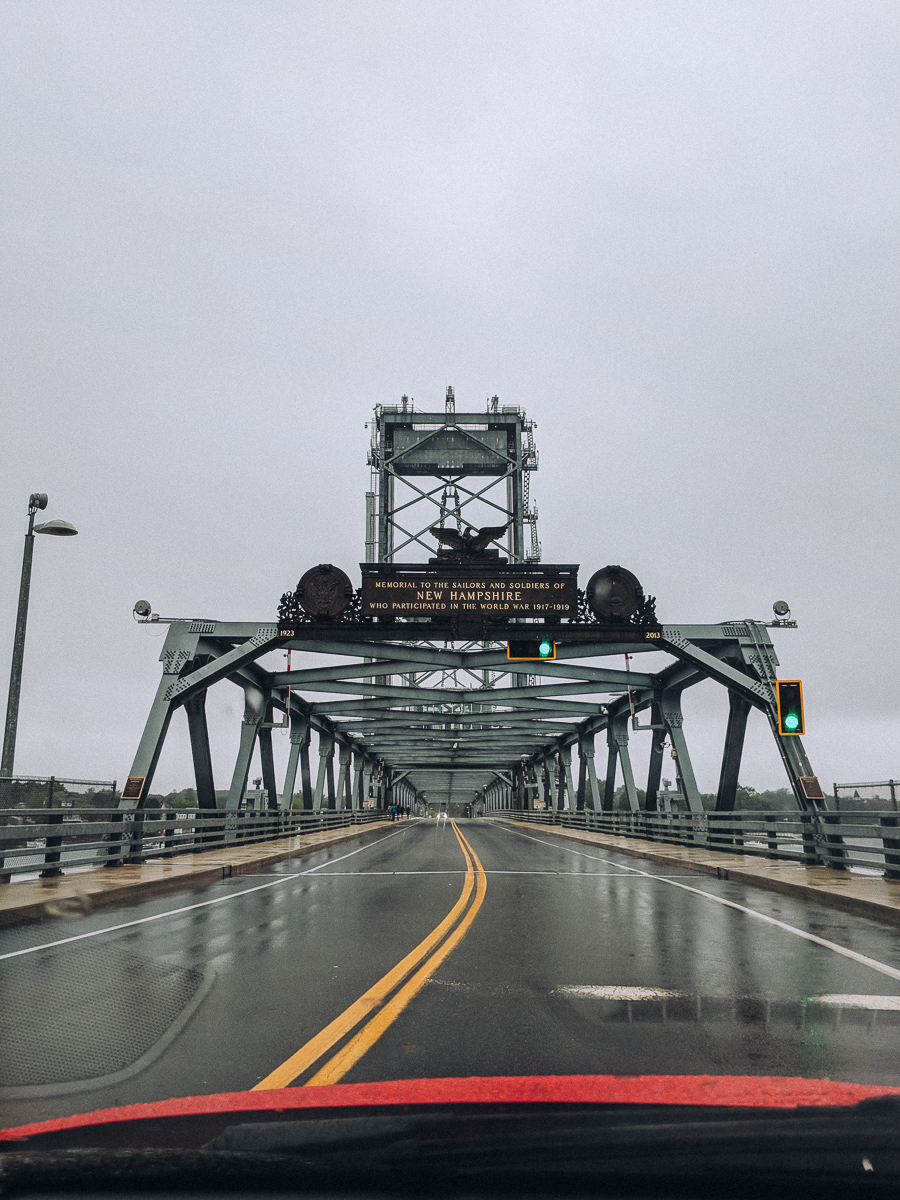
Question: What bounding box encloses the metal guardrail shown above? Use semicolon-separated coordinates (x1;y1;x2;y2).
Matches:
0;806;385;882
497;808;900;879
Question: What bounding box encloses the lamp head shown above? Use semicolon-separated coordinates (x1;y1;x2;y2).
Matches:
29;493;48;513
133;600;152;619
33;520;78;536
773;600;791;618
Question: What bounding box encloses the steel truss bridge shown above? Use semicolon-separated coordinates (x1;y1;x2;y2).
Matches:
122;393;824;819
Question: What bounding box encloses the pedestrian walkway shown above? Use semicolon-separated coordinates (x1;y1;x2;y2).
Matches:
0;821;392;928
497;818;900;928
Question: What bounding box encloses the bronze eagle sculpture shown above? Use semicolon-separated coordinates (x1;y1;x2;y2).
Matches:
430;522;510;553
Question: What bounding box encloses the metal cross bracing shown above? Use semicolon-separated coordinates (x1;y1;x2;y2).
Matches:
365;388;540;567
121;614;828;827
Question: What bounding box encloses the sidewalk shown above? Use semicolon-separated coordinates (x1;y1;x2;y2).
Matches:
0;821;392;928
496;818;900;928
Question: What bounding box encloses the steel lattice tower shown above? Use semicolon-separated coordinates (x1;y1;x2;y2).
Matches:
365;387;540;566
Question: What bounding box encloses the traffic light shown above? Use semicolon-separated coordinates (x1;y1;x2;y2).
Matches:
776;680;804;736
507;638;556;661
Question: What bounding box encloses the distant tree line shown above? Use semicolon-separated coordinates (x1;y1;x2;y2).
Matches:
5;781;891;814
607;784;797;811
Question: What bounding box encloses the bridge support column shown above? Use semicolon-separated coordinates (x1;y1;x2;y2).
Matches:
336;743;352;810
543;759;556;810
257;702;278;810
662;690;704;813
184;687;216;810
558;745;575;810
313;731;335;811
603;724;618;811
366;762;377;808
352;751;365;811
644;698;666;812
716;691;751;811
281;715;310;811
122;678;177;810
579;735;602;811
227;683;267;813
612;716;639;812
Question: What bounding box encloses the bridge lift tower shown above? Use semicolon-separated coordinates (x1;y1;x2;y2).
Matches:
365;387;540;566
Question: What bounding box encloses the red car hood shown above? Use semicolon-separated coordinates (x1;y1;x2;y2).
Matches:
4;1074;900;1143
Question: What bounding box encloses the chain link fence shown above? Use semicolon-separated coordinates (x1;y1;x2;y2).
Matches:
0;775;117;811
833;780;899;811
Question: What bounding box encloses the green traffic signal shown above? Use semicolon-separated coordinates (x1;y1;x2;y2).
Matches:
776;680;804;736
508;638;556;661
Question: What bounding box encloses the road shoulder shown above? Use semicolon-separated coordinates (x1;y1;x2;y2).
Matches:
0;821;393;928
494;818;900;928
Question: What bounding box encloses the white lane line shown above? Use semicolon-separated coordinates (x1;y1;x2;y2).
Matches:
556;985;683;1000
0;827;409;962
556;985;900;1009
816;994;900;1009
495;823;900;986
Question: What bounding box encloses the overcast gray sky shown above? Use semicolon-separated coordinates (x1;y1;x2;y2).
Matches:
1;1;898;796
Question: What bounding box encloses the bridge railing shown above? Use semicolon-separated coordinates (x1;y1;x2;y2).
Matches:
0;806;386;882
498;808;900;878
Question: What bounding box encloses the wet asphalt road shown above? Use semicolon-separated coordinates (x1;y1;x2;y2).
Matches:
2;817;900;1126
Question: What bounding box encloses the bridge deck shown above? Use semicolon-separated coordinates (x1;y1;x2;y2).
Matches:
2;818;900;1129
5;815;899;930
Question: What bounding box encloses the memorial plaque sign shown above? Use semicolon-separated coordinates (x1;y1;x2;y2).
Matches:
360;564;578;618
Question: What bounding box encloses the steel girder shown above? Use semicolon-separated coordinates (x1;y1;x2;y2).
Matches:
122;616;823;815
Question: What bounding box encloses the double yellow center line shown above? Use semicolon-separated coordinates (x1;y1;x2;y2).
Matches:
253;820;486;1089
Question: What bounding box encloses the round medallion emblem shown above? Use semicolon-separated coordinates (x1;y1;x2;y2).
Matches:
296;564;354;618
585;565;643;620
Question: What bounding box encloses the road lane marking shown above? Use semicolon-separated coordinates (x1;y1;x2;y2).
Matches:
555;986;900;1011
495;824;900;986
816;994;900;1009
0;827;410;963
556;985;683;1000
253;822;486;1090
306;823;488;1086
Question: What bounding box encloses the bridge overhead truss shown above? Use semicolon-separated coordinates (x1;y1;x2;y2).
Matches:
123;393;824;820
122;614;825;818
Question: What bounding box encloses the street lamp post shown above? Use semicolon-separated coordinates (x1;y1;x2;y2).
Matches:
1;493;78;777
